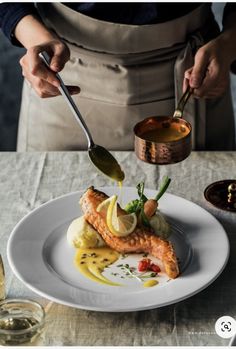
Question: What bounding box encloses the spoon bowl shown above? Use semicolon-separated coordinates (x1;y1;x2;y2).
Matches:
88;145;125;182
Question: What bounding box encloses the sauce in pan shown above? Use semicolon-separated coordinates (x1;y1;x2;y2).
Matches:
140;122;190;143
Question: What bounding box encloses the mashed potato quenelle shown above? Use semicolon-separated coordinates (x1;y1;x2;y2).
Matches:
67;216;105;248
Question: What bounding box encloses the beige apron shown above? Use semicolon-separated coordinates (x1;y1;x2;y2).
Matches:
17;3;235;151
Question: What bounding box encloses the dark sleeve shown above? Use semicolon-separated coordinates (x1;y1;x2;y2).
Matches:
0;2;37;45
223;4;236;74
223;3;236;25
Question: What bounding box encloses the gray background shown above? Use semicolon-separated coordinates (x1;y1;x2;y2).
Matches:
0;3;235;151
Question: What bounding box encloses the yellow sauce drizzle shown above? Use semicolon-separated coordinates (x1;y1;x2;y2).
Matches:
118;180;123;207
75;247;121;286
143;279;159;288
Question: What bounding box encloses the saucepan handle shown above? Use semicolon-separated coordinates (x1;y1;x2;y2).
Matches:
173;85;193;118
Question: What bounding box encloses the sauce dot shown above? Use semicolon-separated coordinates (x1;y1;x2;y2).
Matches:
143;279;159;288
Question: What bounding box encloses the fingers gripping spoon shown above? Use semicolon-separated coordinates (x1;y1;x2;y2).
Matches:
40;51;125;183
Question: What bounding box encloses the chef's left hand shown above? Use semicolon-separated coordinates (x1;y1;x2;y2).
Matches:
183;37;231;98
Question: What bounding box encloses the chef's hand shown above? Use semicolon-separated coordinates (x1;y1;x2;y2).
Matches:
15;15;80;98
183;12;236;99
183;37;231;99
19;40;80;98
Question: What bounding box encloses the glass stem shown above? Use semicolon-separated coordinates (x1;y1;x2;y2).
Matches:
0;255;6;301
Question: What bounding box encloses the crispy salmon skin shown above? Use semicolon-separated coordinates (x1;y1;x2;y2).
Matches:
80;187;179;279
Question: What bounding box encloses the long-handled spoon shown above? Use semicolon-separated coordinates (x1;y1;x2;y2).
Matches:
40;51;125;182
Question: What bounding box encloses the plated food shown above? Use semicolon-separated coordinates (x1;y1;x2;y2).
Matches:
67;178;179;287
7;185;229;311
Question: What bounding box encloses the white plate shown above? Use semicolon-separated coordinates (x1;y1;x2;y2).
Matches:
7;187;229;312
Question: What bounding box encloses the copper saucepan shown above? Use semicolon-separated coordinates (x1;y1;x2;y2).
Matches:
134;86;192;165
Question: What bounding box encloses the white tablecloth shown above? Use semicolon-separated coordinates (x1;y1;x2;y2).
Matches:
0;151;235;346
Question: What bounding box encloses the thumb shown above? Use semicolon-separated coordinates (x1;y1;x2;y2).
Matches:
190;49;209;88
50;43;70;72
183;67;192;93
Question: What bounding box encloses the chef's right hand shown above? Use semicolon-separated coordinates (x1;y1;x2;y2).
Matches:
19;40;80;98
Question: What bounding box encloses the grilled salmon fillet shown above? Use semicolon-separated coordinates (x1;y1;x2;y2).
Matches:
80;187;179;279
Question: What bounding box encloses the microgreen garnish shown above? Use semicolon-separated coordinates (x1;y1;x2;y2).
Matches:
140;272;157;278
116;263;158;282
111;272;119;276
121;265;143;282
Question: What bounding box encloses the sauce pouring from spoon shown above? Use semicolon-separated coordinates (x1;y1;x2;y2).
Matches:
40;51;125;183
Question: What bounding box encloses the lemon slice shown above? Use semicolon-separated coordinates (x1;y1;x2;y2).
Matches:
97;195;137;236
96;195;115;214
106;195;137;237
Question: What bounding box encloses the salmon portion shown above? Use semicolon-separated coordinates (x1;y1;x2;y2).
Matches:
80;187;179;279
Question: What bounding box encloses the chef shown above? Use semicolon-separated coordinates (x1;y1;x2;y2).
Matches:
0;3;236;151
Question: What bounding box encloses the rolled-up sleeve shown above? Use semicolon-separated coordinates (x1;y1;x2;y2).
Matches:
0;3;37;45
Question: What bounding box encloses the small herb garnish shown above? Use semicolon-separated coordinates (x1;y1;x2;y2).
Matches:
111;272;119;276
140;272;157;278
116;263;159;282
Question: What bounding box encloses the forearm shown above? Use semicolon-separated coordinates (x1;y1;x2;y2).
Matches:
14;14;57;49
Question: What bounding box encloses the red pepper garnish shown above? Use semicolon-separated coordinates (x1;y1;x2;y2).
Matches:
138;258;151;272
138;259;161;273
150;263;161;273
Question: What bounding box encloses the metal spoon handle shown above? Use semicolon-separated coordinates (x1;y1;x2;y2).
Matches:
173;85;193;118
40;51;94;148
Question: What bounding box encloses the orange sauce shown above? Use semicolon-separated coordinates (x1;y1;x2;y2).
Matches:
141;123;190;143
